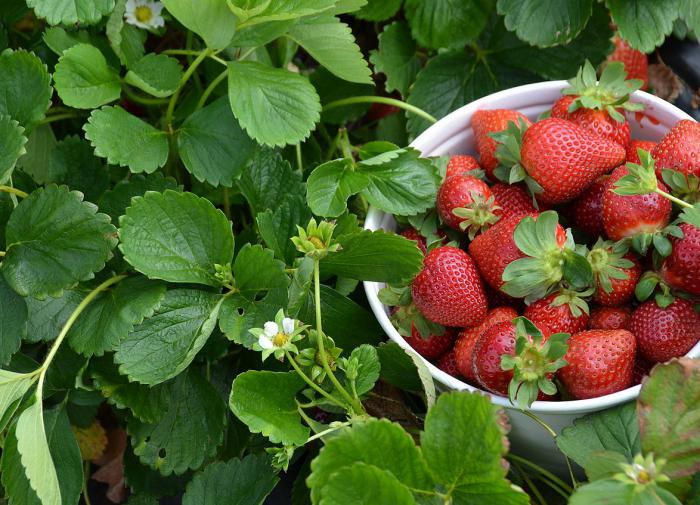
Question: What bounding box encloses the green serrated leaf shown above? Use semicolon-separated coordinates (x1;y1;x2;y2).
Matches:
0;371;35;432
182;454;279;505
84;106;169;173
497;0;593;47
125;53;183;98
0;277;26;365
404;0;493;50
229;370;309;446
607;0;679;52
569;479;681;505
43;27;92;56
229;0;337;26
0;49;52;129
354;0;401;21
357;148;440;216
25;290;81;343
16;124;56;185
680;0;700;34
119;190;234;286
26;0;114;25
97;172;181;224
370;22;420;97
128;368;227;475
639;359;700;479
320;230;423;284
257;194;312;264
376;343;435;403
320;463;417;505
162;0;237;49
68;276;166;357
115;289;223;385
2;185;117;298
227;61;320;147
177;97;258;187
54;44;120;109
47;135;109;202
349;344;380;396
306;159;368;217
0;115;26;184
557;402;640;470
106;0;146;66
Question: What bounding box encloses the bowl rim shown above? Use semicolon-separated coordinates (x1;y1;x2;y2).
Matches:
363;80;700;414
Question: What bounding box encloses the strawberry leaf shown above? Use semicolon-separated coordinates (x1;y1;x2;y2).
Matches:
497;0;593;47
607;0;679;53
370;22;421;97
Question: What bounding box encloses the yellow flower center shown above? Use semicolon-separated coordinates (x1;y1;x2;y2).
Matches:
272;332;288;347
135;5;153;23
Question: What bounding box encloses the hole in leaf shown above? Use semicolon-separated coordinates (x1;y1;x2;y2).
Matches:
237;307;245;316
158;448;166;458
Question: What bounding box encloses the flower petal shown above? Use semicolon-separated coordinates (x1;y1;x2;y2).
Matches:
282;318;295;334
258;335;274;350
263;321;278;337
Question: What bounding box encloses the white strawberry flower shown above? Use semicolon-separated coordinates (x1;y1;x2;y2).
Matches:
251;310;307;361
124;0;165;30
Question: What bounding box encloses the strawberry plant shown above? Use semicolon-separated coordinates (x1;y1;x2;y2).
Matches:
0;1;698;505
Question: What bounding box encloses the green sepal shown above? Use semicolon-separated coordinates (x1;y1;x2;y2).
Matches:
587;239;633;295
380;285;445;339
662;169;700;204
679;203;700;228
452;193;501;240
562;250;594;291
491;117;542;196
501;316;570;409
563;60;644;120
551;288;593;318
614;150;659;196
635;271;660;302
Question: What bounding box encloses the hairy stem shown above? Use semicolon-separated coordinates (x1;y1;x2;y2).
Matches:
0;185;27;198
508;453;573;494
123;86;170;106
38;111;82;125
285;350;346;409
656;188;694;208
322;96;438;124
196;69;228;110
165;48;214;131
522;410;578;487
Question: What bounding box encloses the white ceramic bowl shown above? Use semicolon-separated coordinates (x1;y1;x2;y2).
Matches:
363;80;700;471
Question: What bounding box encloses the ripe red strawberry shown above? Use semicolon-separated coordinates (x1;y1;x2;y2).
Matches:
628;298;700;363
436;174;498;236
471;109;532;179
485;284;524;312
651;120;700;178
559;329;636;399
404;325;456;360
454;306;518;381
520;118;625;204
602;165;672;241
437;349;460;377
588;239;642;306
569;176;608;239
401;228;428;254
490;183;537;220
468;212;567;292
473;318;564;406
570;108;631;147
589;306;631;330
607;36;649;91
524;292;589;335
551;95;574;119
412;246;488;328
660;223;700;295
626;140;657;164
632;357;653;384
445;155;481;179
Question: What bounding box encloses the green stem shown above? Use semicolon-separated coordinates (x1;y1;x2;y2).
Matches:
508;453;573;494
238;47;257;61
656;188;694;208
338;128;354;162
285;350;347;409
82;461;92;505
164;49;227;66
306;421;351;443
123;86;170;106
512;460;547;505
322;96;438;124
295;143;303;172
36;275;126;399
522;410;578;487
196;69;228;110
313;260;365;415
38;112;81;125
0;186;27;198
165;48;214;130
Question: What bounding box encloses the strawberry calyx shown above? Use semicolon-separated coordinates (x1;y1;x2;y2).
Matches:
635;270;676;308
491;118;543;198
563;60;644;122
501;317;569;409
379;285;445;339
613;149;660;196
501;211;592;303
452;192;502;240
587;239;635;295
550;287;593;318
661;169;700;205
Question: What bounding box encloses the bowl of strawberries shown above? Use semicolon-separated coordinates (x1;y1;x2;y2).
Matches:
363;62;700;469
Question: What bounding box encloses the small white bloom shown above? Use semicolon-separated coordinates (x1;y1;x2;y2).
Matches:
282;317;295;334
263;321;279;338
124;0;165;30
258;334;274;350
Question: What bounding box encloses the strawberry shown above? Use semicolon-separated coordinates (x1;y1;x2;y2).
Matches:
485;284;524;312
559;329;636;399
454;306;518;382
602;165;672;242
587;239;641;306
472;109;531;179
437;349;460;377
651;120;700;178
660;223;700;295
474;317;566;407
400;228;428;254
436;174;499;237
551;95;574;119
607;36;649;91
469;211;575;303
524;291;589;335
490;183;537;220
628;298;700;363
632;357;653;385
411;246;488;328
569;176;608;239
626;140;656;164
404;325;456;360
589;306;631;330
445;155;481;178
